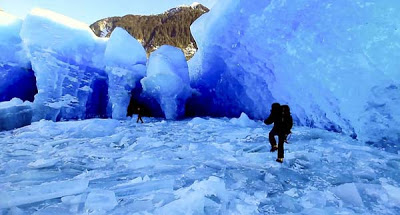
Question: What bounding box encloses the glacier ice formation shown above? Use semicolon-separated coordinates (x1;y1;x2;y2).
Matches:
188;0;400;144
20;8;109;121
104;27;147;119
0;11;37;103
141;45;192;119
0;2;399;147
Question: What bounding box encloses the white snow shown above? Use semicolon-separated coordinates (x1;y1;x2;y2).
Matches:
0;118;399;214
191;2;201;8
30;8;92;31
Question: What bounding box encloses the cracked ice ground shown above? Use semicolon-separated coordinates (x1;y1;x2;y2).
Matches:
0;117;400;214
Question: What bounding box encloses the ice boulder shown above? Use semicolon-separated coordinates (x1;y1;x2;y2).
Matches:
189;0;400;144
104;27;147;119
0;11;37;103
0;98;32;131
331;183;364;207
230;112;258;128
141;45;192;119
155;176;229;214
84;190;118;213
20;8;109;121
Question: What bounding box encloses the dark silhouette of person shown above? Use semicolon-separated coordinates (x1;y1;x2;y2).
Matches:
281;105;293;143
136;107;144;123
264;103;288;163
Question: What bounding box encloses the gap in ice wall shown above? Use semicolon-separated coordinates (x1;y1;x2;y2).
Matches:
141;45;192;120
127;80;164;118
0;11;38;103
20;8;110;121
188;0;400;145
84;67;110;119
104;27;147;120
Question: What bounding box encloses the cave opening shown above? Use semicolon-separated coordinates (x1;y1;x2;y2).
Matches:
0;65;38;102
85;75;109;119
127;82;164;118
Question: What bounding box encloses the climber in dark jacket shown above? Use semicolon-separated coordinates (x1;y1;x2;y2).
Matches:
136;107;144;123
264;103;292;163
281;105;293;143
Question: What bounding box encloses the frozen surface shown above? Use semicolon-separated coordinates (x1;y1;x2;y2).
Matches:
0;118;399;214
104;27;147;119
189;0;400;145
0;98;32;131
0;11;37;102
141;45;192;119
331;183;364;207
20;8;109;121
85;190;118;213
0;179;88;208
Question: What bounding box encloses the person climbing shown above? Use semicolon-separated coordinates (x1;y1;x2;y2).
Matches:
264;103;283;160
136;106;144;123
264;103;292;163
281;105;293;143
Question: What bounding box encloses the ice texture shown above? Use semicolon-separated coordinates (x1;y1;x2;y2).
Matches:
141;45;192;119
155;176;228;214
0;11;37;103
331;183;364;207
1;118;400;214
0;98;32;131
0;179;88;208
85;190;118;212
0;11;29;67
104;27;147;119
20;8;109;121
189;0;400;144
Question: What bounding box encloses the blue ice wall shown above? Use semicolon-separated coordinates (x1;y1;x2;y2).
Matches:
104;28;147;120
189;0;400;143
20;8;109;121
0;11;37;103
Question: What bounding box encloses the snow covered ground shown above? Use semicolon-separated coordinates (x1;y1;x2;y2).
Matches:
0;117;399;214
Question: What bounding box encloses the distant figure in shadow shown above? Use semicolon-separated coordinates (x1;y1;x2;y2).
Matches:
264;103;293;163
136;107;144;123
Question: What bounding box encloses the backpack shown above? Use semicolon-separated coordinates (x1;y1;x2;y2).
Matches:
281;105;293;135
